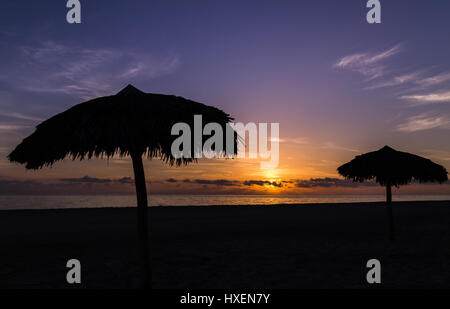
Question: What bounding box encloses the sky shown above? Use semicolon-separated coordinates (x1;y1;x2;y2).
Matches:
1;0;450;195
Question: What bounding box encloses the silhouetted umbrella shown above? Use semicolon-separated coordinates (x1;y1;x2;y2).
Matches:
338;145;448;240
8;84;237;287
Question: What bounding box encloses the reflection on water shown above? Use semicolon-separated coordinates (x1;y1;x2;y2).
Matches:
0;194;450;210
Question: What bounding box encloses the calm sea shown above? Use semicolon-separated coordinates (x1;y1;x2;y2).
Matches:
0;194;450;210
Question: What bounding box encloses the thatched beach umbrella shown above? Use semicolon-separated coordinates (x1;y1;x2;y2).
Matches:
337;145;448;240
8;84;237;287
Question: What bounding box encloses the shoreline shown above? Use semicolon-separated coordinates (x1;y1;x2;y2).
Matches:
1;199;450;212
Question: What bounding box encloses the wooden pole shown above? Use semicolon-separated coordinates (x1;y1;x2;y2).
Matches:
386;184;395;241
131;152;151;288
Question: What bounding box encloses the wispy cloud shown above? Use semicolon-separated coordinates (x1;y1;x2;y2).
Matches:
366;70;450;91
334;44;402;80
418;72;450;88
335;46;450;135
1;175;447;195
367;71;421;89
5;41;180;99
396;113;450;132
182;178;241;186
400;90;450;105
0;111;43;122
321;142;359;153
59;176;134;184
295;178;377;188
0;124;30;131
271;137;308;144
168;177;377;188
422;149;450;162
166;178;284;188
334;45;450;103
243;180;283;187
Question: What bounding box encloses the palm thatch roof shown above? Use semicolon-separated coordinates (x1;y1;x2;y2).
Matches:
337;146;448;187
8;85;237;169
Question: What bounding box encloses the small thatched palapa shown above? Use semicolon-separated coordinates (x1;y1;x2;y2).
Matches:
337;145;447;187
338;145;448;240
8;84;238;288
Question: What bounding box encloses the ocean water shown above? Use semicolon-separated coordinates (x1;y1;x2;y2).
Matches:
0;194;450;210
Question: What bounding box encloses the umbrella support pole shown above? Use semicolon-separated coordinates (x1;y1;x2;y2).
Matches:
386;184;395;241
132;152;151;289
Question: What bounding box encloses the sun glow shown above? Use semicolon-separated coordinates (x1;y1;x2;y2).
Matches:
256;169;283;192
263;169;280;180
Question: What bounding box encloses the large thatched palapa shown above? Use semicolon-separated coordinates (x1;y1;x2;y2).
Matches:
8;84;238;287
9;84;236;168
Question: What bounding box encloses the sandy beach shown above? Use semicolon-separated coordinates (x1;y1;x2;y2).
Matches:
1;201;450;288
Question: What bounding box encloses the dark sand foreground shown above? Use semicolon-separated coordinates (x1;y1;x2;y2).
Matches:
1;201;450;288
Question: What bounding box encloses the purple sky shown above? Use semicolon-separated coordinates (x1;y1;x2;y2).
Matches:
1;0;450;194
